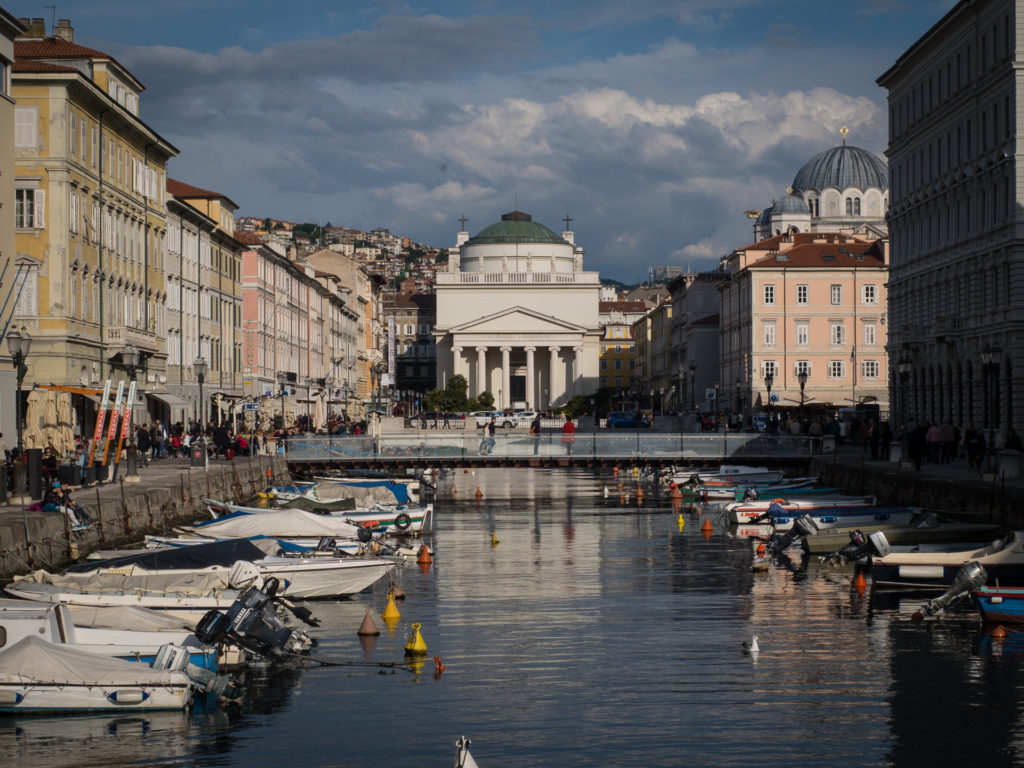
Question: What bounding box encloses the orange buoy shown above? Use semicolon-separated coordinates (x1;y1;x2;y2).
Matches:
265;468;273;478
636;486;644;499
433;655;445;674
417;544;432;564
613;466;619;476
357;608;381;636
475;486;483;500
992;624;1008;638
854;570;867;593
756;541;766;557
464;468;469;473
701;516;713;532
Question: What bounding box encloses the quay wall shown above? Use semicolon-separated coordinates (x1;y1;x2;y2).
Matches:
812;455;1022;527
0;457;291;581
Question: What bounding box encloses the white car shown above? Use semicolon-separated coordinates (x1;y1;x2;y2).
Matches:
469;411;499;427
501;411;540;429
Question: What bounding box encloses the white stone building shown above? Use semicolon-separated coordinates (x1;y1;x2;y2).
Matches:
433;211;601;410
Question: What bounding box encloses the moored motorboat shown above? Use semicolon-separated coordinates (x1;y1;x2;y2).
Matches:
0;636;194;712
726;496;878;524
869;529;1024;588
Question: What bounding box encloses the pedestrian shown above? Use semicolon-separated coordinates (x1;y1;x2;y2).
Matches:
487;416;496;453
965;422;981;470
925;422;943;464
530;413;542;455
560;414;576;456
443;410;451;428
432;407;439;429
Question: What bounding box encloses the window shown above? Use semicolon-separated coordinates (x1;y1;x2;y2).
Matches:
762;360;778;378
763;322;776;346
614;360;622;371
763;284;775;305
830;284;843;305
796;321;809;346
628;360;635;370
14;107;36;148
828;360;845;378
614;344;622;352
419;323;430;335
830;322;845;345
862;360;879;378
69;189;78;233
863;322;876;346
15;187;44;229
600;360;608;371
69;112;77;157
614;376;622;388
404;323;413;335
795;360;812;377
862;284;878;304
15;264;38;316
796;284;808;304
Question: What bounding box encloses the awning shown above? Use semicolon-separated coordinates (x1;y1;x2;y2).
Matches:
147;392;190;410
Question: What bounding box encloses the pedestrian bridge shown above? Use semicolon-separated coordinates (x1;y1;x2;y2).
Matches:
283;433;821;472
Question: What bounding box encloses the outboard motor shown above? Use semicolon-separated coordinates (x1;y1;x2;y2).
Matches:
742;487;760;502
915;562;988;619
768;513;820;552
152;643;243;699
195;577;317;660
820;529;892;567
687;473;701;488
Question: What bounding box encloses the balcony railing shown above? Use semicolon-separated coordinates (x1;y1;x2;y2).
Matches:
105;324;159;353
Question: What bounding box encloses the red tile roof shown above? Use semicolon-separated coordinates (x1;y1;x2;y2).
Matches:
737;231;872;252
12;59;77;74
167;178;225;200
599;301;647;312
748;241;885;268
15;38;111;60
233;231;263;245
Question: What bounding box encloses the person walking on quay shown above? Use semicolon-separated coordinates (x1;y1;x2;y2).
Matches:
561;415;576;456
530;413;542;455
432;407;439;429
443;410;451;428
926;422;943;464
965;423;985;473
879;420;892;461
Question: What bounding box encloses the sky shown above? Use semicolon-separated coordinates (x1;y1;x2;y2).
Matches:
17;0;957;280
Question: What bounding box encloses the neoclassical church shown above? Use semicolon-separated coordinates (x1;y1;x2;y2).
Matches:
433;211;602;410
752;130;889;240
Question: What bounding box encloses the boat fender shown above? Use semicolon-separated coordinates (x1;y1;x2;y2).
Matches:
394;512;412;531
107;689;148;705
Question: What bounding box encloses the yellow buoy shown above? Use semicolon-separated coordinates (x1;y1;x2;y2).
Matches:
405;622;428;656
491;531;499;546
382;593;401;620
677;515;685;530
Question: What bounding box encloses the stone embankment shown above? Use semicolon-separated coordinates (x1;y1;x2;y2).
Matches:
812;452;1022;528
0;456;291;581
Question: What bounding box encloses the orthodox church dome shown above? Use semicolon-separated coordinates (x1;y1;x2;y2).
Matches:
465;211;568;246
791;144;888;193
773;192;809;214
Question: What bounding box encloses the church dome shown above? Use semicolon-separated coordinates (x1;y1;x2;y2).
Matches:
773;192;809;214
791;145;888;193
755;204;774;226
465;211;568;246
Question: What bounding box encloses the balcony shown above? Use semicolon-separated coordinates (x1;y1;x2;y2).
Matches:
105;324;159;354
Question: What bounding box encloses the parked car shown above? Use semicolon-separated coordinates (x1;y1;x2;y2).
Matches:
606;411;646;428
469;411;499;427
501;411;540;429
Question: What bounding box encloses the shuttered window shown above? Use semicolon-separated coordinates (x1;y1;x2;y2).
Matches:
14;107;36;148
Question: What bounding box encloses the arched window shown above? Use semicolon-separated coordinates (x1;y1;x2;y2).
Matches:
854;198;861;215
845;197;853;215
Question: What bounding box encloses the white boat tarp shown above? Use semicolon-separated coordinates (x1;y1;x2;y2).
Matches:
13;568;235;597
312;483;400;505
185;508;361;540
0;636;190;686
65;605;195;632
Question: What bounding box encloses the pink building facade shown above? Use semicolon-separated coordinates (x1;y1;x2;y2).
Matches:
720;232;889;418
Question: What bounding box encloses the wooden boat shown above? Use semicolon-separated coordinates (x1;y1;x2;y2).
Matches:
0;601;216;670
975;585;1024;624
0;636;193;712
870;529;1024;588
803;517;1003;554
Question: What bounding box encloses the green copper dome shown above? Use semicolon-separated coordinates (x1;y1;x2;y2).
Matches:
465;211;568;246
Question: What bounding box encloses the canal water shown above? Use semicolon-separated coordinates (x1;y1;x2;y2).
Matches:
2;467;1023;767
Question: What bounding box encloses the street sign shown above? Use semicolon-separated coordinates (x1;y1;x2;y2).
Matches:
244;403;260;411
705;388;716;400
770;393;779;403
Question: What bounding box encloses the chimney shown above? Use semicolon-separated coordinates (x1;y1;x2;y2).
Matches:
19;17;45;39
55;19;73;42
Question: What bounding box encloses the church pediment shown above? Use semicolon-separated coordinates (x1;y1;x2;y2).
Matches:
449;306;587;334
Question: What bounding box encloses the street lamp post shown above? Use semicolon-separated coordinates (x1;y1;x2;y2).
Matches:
764;371;774;427
276;372;288;431
982;342;1003;470
122;345;141;477
192;357;208;468
689;363;697;411
6;328;31;498
797;370;808;417
897;354;912;428
304;377;313;433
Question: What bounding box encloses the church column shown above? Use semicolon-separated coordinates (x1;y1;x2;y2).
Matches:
451;345;463;381
525;346;536;409
573;346;584;396
501;346;511;410
476;346;488;397
548;346;560;407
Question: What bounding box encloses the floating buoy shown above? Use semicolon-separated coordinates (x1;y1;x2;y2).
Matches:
433;655;445;675
632;467;639;477
265;469;273;479
382;593;401;620
993;625;1008;638
405;622;428;657
677;515;685;530
635;487;644;499
702;528;712;541
464;468;469;473
417;544;432;564
756;541;766;557
491;531;499;546
701;516;713;532
603;486;609;498
475;486;483;500
357;608;381;636
854;570;867;593
617;481;624;491
613;466;619;476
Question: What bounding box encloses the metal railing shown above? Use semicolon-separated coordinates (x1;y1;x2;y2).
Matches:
282;432;819;462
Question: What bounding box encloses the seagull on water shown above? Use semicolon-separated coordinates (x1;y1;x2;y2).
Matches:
742;635;760;654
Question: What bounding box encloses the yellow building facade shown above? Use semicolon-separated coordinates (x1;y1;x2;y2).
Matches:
12;23;177;428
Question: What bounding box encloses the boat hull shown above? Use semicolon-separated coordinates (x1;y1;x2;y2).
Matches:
0;682;191;712
976;587;1024;624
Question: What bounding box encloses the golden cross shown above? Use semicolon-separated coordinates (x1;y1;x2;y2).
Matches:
840;125;849;144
